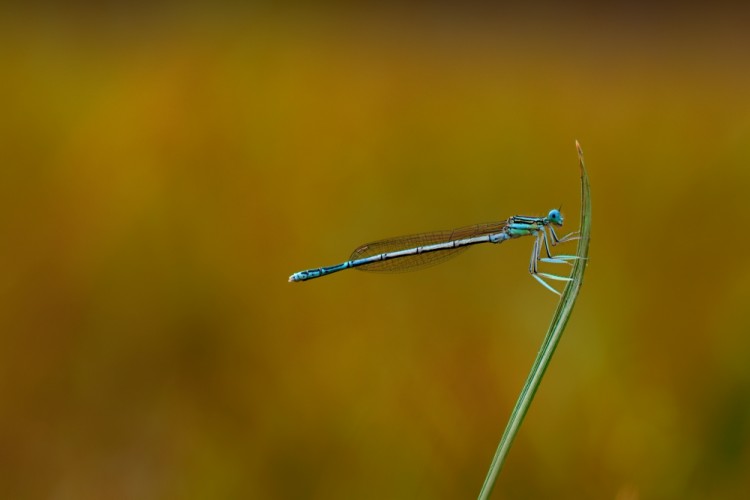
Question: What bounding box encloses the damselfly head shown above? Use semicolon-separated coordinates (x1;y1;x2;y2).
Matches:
547;209;564;226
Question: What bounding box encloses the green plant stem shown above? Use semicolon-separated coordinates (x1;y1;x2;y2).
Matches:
477;141;592;499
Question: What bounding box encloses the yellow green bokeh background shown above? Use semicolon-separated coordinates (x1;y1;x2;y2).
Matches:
2;5;750;499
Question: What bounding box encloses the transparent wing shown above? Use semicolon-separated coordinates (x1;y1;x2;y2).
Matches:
350;221;509;272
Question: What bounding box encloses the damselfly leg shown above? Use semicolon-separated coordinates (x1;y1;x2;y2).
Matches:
529;228;581;295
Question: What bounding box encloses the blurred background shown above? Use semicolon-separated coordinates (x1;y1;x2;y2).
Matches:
2;3;750;499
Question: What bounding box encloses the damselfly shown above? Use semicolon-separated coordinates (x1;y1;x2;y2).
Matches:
288;209;580;295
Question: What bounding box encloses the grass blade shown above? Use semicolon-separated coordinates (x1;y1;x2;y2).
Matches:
477;141;592;499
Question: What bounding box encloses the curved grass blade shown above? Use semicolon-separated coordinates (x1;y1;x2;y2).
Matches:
478;141;592;499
